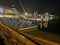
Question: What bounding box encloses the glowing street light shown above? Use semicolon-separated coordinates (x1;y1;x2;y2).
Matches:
49;15;54;20
50;15;53;17
12;4;14;7
25;12;28;16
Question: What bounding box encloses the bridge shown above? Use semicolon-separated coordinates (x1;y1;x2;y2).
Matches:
0;0;60;45
0;21;40;45
0;18;60;45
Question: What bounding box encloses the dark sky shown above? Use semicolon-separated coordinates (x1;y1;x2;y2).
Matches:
15;0;60;15
0;0;60;15
19;0;60;14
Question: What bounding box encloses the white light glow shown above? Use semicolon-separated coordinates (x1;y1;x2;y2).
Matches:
50;15;53;17
25;12;28;16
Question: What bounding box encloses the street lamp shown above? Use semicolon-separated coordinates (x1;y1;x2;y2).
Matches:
49;15;53;20
25;12;28;16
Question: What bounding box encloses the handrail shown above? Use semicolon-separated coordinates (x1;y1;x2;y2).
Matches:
0;22;40;45
18;26;37;30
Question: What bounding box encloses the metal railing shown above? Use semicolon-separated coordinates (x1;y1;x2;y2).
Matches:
0;22;40;45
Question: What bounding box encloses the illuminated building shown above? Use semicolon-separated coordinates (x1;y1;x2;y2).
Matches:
44;12;49;28
33;11;38;19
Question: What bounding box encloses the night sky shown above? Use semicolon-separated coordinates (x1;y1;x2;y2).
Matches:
0;0;60;15
19;0;60;14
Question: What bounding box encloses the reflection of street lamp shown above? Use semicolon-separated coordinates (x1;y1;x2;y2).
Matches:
49;17;53;19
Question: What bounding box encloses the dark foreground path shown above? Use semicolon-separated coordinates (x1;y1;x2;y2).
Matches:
0;36;5;45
